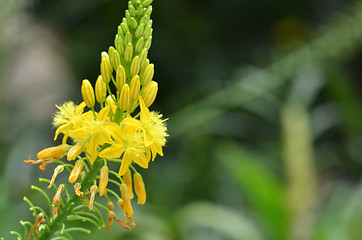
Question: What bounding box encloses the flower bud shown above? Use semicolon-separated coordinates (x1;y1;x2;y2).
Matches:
117;26;124;38
140;14;150;26
130;17;138;29
129;3;136;16
81;79;95;108
67;142;85;161
135;23;144;39
106;95;118;114
144;36;152;50
37;144;70;160
107;201;114;211
141;81;158;107
99;165;109;196
115;35;125;55
140;63;154;86
121;22;130;34
124;43;134;63
139;48;148;67
135;37;145;54
120;183;134;215
108;46;121;71
116;65;126;91
101;52;113;84
119;84;131;111
129;75;140;102
136;4;144;17
125;31;132;45
48;165;64;189
68;159;84;183
123;169;134;199
133;172;146;204
143;24;153;39
143;0;153;7
130;56;140;77
95;75;107;104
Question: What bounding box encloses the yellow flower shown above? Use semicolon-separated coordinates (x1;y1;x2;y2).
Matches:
121;97;168;161
99;124;148;177
68;106;117;163
53;101;87;142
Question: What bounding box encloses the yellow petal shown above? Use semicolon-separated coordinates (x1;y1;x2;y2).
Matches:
117;153;132;177
99;145;124;159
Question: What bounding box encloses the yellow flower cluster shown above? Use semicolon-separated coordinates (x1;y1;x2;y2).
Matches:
25;0;167;229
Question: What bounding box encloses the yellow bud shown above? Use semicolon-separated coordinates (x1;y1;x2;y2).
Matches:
130;56;140;77
135;23;144;39
68;159;84;183
124;43;134;63
135;37;145;54
120;183;133;215
37;144;70;160
144;36;152;50
123;169;134;199
119;84;131;111
106;95;118;114
99;165;109;196
116;65;126;91
101;52;113;84
67;142;85;161
95;75;107;104
108;46;121;71
133;172;146;204
129;75;140;102
141;81;158;107
140;63;154;86
81;79;95;108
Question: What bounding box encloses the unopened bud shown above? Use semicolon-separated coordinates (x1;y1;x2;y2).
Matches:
140;63;154;86
115;35;125;55
67;142;85;161
68;159;84;183
107;201;114;211
136;4;144;16
133;172;146;204
48;165;64;189
144;36;152;50
140;14;150;26
106;95;118;113
95;75;107;104
141;81;158;107
81;79;95;108
130;56;140;77
123;169;134;199
101;52;113;84
99;165;109;196
139;48;148;67
129;3;136;16
135;23;144;39
116;65;126;91
129;75;140;102
125;31;132;45
119;84;131;111
37;144;70;160
143;23;152;39
135;37;145;54
108;46;121;71
130;17;138;29
121;23;130;34
124;43;133;63
143;0;153;7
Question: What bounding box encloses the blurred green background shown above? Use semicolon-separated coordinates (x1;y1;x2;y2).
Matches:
1;0;362;239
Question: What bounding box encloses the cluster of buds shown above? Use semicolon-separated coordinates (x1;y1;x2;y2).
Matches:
25;0;167;231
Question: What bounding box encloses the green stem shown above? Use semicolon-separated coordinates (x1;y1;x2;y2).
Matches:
37;158;103;240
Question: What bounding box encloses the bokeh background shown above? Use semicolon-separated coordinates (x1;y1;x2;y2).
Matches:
1;0;362;239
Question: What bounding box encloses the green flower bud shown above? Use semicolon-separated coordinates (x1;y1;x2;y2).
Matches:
140;14;150;26
144;5;153;15
117;25;124;38
139;48;148;67
144;36;152;50
101;52;113;84
95;75;107;104
143;0;153;7
124;43;134;63
119;83;131;111
130;17;138;29
135;37;145;54
131;0;141;6
130;75;140;102
140;63;154;86
136;4;144;17
115;35;125;55
125;31;132;45
108;46;121;70
135;23;145;39
129;2;136;16
121;22;130;34
126;11;132;27
143;23;152;39
81;79;95;108
116;65;126;91
130;56;140;77
141;81;158;107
